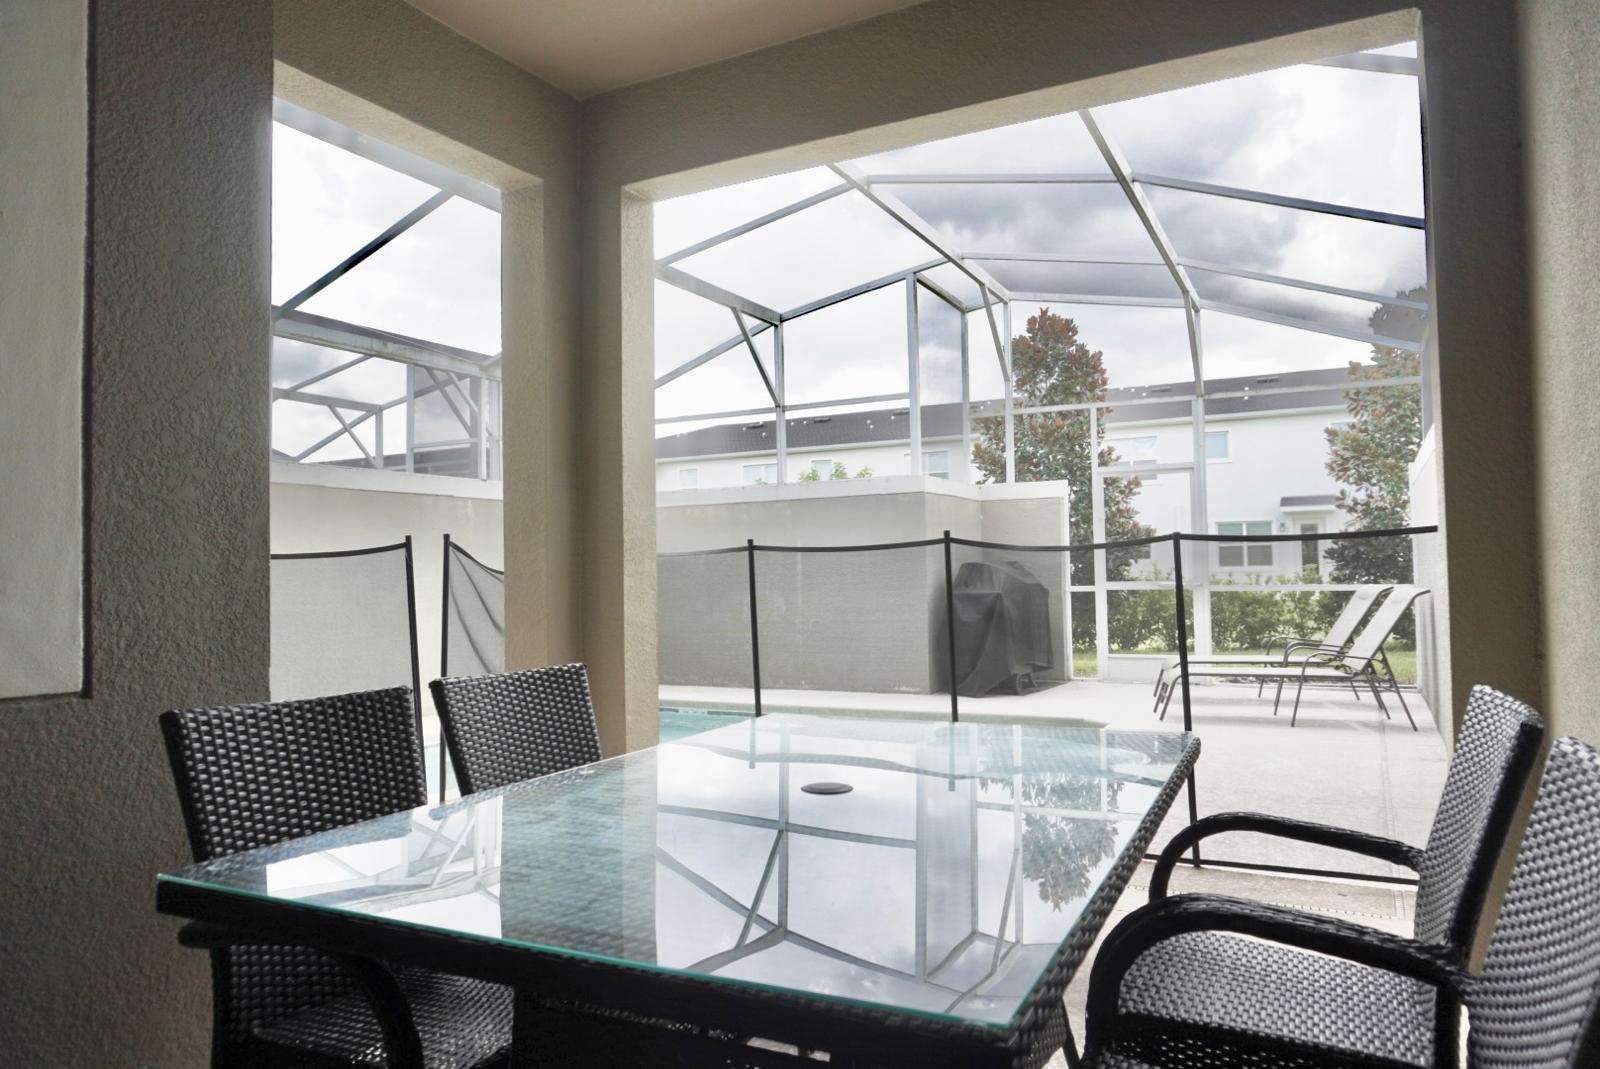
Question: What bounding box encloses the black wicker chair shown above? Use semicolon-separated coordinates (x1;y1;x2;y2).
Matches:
1081;733;1600;1069
1097;684;1541;1068
430;663;601;795
160;687;512;1069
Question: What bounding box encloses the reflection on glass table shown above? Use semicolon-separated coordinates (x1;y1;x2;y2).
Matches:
160;715;1194;1034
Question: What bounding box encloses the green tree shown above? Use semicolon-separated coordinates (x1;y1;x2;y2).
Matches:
972;308;1153;586
1323;288;1426;640
828;461;851;480
797;466;820;483
853;466;874;479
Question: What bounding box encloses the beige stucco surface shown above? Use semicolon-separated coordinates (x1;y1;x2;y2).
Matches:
0;1;273;1064
1525;0;1600;746
0;0;86;698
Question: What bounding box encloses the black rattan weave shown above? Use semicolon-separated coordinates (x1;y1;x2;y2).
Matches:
1082;733;1600;1069
1464;735;1600;1069
429;664;601;795
1101;685;1542;1068
161;688;511;1068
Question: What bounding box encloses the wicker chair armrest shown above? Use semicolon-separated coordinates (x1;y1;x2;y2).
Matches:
1150;812;1423;899
1083;894;1466;1060
175;923;425;1069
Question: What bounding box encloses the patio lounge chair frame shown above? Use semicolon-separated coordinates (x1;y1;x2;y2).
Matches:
1151;583;1392;711
1156;586;1428;728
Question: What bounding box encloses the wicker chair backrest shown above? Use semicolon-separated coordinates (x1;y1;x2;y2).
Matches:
431;663;601;794
1467;735;1600;1068
160;687;427;1043
1413;685;1544;947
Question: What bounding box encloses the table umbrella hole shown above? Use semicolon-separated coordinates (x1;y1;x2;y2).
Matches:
800;781;853;795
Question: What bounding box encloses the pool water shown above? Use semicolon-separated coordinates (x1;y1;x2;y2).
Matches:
658;707;751;743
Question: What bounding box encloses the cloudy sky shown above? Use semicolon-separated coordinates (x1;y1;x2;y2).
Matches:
269;41;1422;459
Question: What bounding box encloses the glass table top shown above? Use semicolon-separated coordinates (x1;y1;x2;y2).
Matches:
160;714;1192;1028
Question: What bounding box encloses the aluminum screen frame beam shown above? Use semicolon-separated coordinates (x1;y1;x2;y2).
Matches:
274;98;502;211
1132;172;1425;229
274;308;501;382
274;190;454;320
1080;109;1206;388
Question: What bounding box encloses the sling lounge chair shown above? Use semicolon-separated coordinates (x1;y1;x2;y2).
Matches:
1152;584;1391;711
1157;586;1428;728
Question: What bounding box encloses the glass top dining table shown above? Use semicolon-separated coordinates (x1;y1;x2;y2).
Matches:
158;714;1196;1060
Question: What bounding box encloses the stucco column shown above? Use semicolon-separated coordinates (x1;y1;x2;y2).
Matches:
575;185;660;754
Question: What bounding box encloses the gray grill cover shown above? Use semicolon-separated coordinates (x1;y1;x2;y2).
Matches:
949;560;1054;697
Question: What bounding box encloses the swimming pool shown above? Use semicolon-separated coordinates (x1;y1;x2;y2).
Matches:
658;707;751;743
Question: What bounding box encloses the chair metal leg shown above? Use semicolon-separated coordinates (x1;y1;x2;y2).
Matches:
1152;680;1167;715
1154;667;1166;697
1380;651;1418;731
1159;677;1179;721
1367;676;1390;718
1272;679;1284;715
1290;677;1307;725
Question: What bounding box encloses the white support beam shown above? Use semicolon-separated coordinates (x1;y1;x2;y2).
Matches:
829;161;1013;303
861;172;1116;185
1198;299;1422;350
274;99;501;211
1008;292;1187;309
1132;173;1425;229
967;251;1165;267
906;278;922;475
1080;109;1205;386
1310;51;1418;76
734;309;778;405
272;387;381;413
655;262;781;325
780;259;944;320
657;183;850;266
274;308;500;381
655;324;773;388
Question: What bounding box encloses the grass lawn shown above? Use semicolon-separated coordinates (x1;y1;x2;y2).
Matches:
1071;646;1417;685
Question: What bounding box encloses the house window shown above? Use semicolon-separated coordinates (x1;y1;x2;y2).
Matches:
1217;521;1272;568
742;462;778;485
1205;430;1230;460
1300;522;1320;568
924;450;950;479
678;468;698;489
1110;435;1158;465
810;458;834;478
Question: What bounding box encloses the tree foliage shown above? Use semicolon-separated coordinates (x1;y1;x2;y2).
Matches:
1324;288;1426;588
972;308;1153;584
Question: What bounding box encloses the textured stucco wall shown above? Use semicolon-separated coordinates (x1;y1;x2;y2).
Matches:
1524;0;1600;747
0;0;86;698
0;1;273;1064
274;0;589;733
582;0;1545;743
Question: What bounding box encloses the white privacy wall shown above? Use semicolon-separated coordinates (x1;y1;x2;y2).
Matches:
270;463;505;689
0;0;86;698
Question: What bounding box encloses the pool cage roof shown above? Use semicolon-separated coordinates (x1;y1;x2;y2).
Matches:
270;99;504;476
653;45;1427;476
